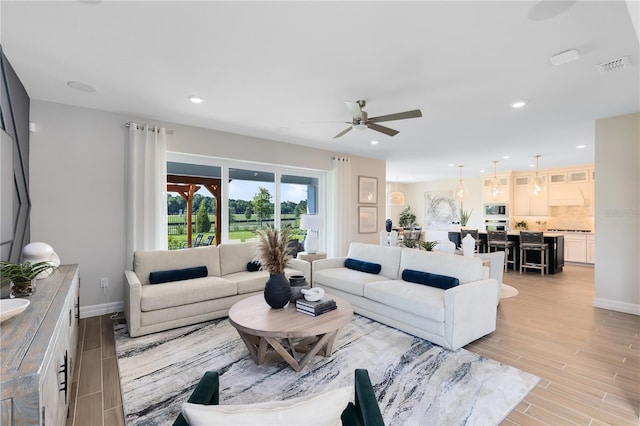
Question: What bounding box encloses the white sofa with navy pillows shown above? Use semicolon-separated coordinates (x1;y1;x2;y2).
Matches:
124;242;310;337
311;243;498;350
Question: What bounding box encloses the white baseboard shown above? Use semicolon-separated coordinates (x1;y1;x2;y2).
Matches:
593;298;640;316
80;300;124;319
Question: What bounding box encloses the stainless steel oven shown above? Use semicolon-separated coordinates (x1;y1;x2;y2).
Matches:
484;219;509;231
483;203;508;218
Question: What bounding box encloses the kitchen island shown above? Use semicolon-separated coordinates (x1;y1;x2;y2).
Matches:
448;231;565;274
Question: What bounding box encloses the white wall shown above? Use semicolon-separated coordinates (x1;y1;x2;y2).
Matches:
593;112;639;315
29;101;384;316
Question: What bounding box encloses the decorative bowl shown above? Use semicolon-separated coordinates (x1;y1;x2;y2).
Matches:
0;298;31;323
301;287;325;302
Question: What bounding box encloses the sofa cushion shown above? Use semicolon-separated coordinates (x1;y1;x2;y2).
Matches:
347;243;402;280
149;266;208;284
314;268;383;297
399;249;484;284
344;258;381;274
135;245;221;285
219;242;258;276
401;269;459;289
181;386;351;426
140;276;237;311
364;280;446;322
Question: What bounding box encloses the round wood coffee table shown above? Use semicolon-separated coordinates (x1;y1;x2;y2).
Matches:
228;294;353;372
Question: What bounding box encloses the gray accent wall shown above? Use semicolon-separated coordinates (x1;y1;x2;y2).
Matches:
0;45;30;263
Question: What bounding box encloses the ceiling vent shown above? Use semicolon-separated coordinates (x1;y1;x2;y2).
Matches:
597;56;630;73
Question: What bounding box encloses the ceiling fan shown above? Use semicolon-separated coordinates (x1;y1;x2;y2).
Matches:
333;100;422;139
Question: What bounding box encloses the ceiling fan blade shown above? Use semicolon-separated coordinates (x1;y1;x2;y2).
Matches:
344;101;365;120
333;126;353;139
368;109;422;123
367;123;399;136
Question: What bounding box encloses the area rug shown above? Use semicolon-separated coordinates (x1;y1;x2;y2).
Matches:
114;315;539;425
501;284;520;299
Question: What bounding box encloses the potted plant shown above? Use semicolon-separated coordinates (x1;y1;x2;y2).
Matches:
254;227;293;308
0;260;58;298
398;205;417;228
420;240;439;251
459;207;472;228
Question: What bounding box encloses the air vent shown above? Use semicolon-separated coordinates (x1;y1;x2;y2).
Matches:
597;56;630;73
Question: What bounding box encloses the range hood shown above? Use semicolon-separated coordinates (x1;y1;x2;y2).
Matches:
549;185;585;206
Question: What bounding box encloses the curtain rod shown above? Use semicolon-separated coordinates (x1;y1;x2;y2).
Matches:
125;122;175;135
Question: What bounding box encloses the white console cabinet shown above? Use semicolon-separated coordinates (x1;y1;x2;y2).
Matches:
1;265;79;425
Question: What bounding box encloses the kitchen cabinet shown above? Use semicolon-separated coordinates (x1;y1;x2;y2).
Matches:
565;234;587;263
587;235;595;264
1;265;79;425
482;176;511;204
564;233;595;264
512;175;548;216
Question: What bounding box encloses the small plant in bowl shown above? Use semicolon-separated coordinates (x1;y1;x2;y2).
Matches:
0;261;58;298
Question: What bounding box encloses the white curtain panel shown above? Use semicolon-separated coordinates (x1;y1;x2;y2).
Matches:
328;157;351;257
126;124;168;263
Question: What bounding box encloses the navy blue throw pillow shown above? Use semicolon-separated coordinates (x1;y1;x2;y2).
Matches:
401;269;460;289
247;261;261;272
149;266;208;284
344;258;382;274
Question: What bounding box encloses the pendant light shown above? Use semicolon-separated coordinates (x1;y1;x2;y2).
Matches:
388;177;405;206
454;165;465;200
490;160;502;198
531;155;544;196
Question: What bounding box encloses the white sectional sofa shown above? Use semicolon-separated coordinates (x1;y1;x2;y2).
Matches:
124;242;310;337
312;243;499;350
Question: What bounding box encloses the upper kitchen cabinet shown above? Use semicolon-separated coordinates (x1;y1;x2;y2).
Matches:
512;174;548;216
548;166;594;216
482;174;511;204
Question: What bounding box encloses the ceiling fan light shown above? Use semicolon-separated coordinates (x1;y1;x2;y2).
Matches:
388;191;405;206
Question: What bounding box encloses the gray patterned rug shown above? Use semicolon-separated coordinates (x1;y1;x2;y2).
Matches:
114;315;539;425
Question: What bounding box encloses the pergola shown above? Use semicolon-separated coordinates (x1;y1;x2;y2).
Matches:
167;174;221;247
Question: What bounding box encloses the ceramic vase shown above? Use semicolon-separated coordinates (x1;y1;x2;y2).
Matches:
385;219;393;232
264;273;291;308
289;275;309;303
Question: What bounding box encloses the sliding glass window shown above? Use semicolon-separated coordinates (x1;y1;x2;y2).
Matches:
166;154;324;247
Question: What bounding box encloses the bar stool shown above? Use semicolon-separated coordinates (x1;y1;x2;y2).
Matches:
460;229;486;253
487;230;516;271
519;231;549;275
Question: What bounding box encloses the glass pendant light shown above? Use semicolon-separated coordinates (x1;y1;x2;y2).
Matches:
531;155;544;196
455;165;465;200
490;160;502;198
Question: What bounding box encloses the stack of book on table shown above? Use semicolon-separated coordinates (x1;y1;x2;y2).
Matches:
296;297;337;316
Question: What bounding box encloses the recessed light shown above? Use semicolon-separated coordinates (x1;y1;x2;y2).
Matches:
188;96;204;104
370;140;379;145
529;164;535;167
449;163;455;167
576;144;586;149
511;101;526;109
479;169;485;173
503;155;510;159
67;81;96;93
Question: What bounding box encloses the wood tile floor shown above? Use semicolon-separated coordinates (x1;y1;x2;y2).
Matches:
66;265;639;425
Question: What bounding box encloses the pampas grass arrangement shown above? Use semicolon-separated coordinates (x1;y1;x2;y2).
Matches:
254;227;292;275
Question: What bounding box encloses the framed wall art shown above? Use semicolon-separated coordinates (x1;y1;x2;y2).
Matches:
358;176;378;204
358;206;378;233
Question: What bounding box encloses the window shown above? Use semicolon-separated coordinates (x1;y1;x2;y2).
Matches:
166;154;325;248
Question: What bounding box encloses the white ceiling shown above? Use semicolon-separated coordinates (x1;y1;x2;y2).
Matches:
1;1;638;182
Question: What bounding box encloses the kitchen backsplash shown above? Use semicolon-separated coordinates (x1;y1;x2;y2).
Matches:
513;206;594;231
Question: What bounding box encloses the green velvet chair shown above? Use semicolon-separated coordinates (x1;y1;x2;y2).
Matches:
173;369;385;426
